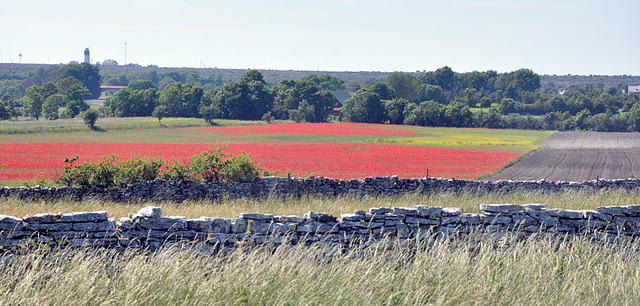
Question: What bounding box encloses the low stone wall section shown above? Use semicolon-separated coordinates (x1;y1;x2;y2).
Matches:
2;203;640;251
2;176;640;202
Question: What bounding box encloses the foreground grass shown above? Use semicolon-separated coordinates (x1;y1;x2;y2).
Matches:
2;191;640;304
2;190;640;220
1;234;639;304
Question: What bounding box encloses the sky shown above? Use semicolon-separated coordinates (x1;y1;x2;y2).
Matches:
1;0;639;75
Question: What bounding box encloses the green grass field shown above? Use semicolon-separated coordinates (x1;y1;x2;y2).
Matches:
0;117;552;150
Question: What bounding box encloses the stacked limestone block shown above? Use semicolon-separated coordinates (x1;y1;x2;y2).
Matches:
117;206;247;249
0;211;117;247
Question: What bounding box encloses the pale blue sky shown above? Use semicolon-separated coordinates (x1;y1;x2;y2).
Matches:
1;0;638;75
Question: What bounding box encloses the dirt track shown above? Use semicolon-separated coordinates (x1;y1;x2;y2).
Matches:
489;132;640;182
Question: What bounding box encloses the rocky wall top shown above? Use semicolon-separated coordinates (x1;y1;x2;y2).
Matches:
2;202;640;252
2;176;640;203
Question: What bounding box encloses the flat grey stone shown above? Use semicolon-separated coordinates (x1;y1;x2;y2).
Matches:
392;207;419;216
459;213;482;225
370;214;404;221
137;206;162;218
49;231;88;239
479;214;512;225
442;207;462;217
250;221;271;234
187;217;212;232
0;215;26;231
304;211;337;223
539;214;559;226
296;222;338;234
273;215;304;224
269;223;296;235
384;220;403;227
0;215;23;227
582;210;613;222
239;213;274;221
547;209;583;219
597;205;640;216
61;211;108;223
338;221;369;229
72;219;116;232
139;216;187;230
522;203;549;210
480;204;524;214
207;234;238;244
231;219;248;233
369;207;393;214
26;222;72;231
405;216;440;226
511;214;539;226
340;214;364;222
414;206;443;218
116;217;135;230
23;213;61;224
440;216;461;225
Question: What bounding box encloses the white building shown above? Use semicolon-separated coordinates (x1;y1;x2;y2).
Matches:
102;59;118;66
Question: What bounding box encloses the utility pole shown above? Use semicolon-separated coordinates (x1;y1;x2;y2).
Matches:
124;42;127;65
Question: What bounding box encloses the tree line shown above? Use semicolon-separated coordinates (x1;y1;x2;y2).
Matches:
2;63;640;132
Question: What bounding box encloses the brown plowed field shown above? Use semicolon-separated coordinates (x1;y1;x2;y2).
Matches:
489;132;640;182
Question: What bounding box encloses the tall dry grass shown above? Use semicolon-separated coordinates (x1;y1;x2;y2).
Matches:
1;234;639;304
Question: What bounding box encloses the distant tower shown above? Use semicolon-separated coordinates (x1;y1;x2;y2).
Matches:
84;48;90;63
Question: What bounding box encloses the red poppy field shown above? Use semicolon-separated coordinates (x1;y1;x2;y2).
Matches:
0;120;551;183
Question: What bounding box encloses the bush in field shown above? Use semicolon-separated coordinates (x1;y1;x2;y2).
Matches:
57;146;263;188
82;108;100;130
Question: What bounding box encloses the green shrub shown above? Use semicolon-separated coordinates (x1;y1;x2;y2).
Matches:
57;146;264;188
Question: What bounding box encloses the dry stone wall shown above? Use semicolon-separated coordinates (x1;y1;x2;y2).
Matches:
2;203;640;251
3;176;640;202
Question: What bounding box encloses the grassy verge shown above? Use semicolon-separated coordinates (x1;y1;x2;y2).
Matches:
2;189;640;220
0;117;266;136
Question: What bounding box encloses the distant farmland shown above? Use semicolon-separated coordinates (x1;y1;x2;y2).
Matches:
0;120;552;183
489;132;640;182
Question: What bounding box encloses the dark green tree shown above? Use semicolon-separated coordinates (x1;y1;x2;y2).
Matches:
420;84;446;104
157;83;203;117
213;70;273;120
57;76;91;103
627;103;640;132
82;108;100;130
20;86;43;119
434;66;456;91
152;105;168;126
444;100;474;127
108;88;158;117
367;82;395;100
342;90;385;123
42;93;66;120
0;100;13;120
60;63;101;99
128;79;157;91
386;72;418;102
512;68;540;92
384;98;409;124
410;100;444;127
301;74;346;91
